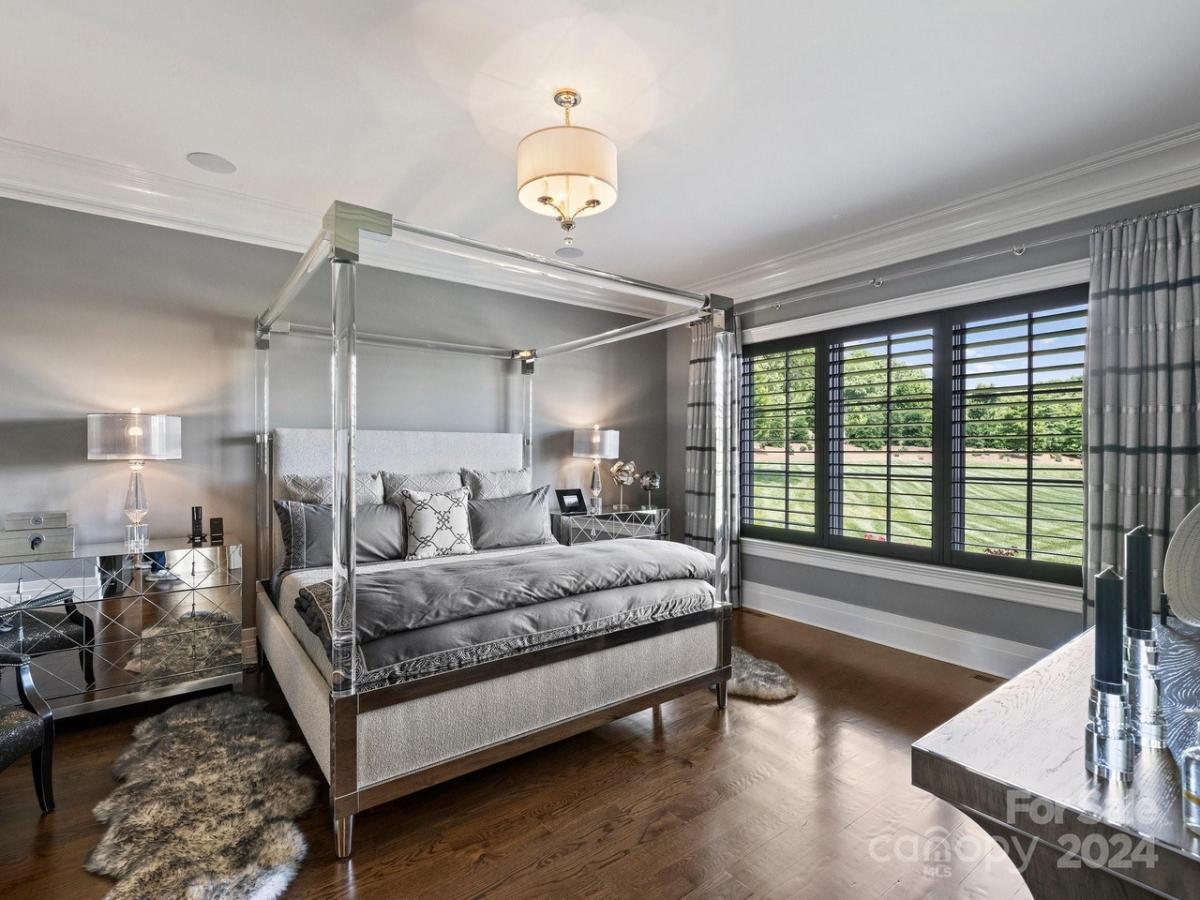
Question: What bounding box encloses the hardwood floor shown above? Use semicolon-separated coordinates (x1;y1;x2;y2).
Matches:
0;610;1033;899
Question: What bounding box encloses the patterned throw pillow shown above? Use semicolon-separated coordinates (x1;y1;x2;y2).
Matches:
283;473;383;505
462;467;532;500
401;487;474;560
381;471;463;503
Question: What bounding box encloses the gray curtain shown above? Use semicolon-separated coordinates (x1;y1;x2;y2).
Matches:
1085;206;1200;599
684;316;742;604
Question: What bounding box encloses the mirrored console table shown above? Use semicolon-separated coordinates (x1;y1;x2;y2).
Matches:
0;538;242;717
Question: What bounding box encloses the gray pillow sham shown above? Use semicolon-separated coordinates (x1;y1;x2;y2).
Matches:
381;470;463;503
283;472;383;504
468;485;557;551
274;500;404;570
462;467;532;500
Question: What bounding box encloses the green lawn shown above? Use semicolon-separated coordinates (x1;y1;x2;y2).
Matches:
745;456;1083;565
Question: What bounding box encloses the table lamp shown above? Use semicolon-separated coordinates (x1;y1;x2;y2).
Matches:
87;411;182;551
573;425;619;515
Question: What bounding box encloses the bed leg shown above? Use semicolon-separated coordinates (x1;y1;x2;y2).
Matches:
256;638;267;676
333;813;354;859
715;680;728;710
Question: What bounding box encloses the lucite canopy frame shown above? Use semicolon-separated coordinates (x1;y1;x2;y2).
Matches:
254;200;735;853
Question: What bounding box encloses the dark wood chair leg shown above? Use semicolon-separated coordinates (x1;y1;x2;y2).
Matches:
31;742;54;812
715;681;729;709
8;650;56;814
81;619;96;687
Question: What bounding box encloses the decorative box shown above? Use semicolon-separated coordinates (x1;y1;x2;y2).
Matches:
0;525;77;558
4;510;70;530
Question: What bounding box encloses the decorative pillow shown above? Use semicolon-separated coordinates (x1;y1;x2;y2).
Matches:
469;485;557;551
283;473;383;505
401;488;474;560
462;467;533;500
381;470;463;503
274;501;404;570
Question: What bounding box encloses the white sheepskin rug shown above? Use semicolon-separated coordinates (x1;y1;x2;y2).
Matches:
727;646;799;701
86;693;316;900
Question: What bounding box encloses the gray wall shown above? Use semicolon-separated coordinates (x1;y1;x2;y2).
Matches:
672;187;1200;651
0;198;672;626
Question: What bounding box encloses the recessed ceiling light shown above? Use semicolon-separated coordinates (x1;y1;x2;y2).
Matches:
185;151;237;175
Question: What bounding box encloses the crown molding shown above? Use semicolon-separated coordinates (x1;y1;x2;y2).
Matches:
692;124;1200;302
0;137;665;319
742;258;1090;344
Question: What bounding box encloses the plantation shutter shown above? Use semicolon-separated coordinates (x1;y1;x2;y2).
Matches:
950;300;1086;568
828;327;936;555
741;344;819;538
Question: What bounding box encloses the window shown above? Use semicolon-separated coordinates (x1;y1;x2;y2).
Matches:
951;300;1086;569
742;344;818;535
829;327;935;551
741;285;1086;585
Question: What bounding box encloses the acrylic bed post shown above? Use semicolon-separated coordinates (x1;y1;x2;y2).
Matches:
255;200;733;859
708;295;736;709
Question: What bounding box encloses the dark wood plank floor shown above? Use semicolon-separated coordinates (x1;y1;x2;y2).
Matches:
0;610;1033;899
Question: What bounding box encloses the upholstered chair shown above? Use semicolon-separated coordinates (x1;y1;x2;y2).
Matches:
0;589;94;688
0;651;55;812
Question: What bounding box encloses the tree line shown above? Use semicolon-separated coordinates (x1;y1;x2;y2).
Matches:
747;350;1082;455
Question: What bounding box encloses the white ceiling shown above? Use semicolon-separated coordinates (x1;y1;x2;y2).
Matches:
4;0;1200;303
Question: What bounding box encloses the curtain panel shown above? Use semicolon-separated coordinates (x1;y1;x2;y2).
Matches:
684;317;742;604
1085;206;1200;599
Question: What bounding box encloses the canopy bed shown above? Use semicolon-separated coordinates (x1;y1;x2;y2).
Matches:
253;202;735;857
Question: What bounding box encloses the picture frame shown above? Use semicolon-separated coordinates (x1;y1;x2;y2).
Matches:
555;488;587;515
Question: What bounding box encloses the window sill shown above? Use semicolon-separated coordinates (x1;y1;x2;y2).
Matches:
740;537;1082;614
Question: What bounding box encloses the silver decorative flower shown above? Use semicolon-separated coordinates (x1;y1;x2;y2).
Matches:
640;470;661;490
610;460;638;486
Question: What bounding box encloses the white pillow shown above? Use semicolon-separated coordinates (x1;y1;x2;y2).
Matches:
401;487;474;560
462;467;532;500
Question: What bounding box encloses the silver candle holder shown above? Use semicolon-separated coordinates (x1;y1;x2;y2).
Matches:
1184;729;1200;836
1124;625;1167;750
1085;678;1135;782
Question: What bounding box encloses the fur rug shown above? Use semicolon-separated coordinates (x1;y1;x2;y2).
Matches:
87;693;317;900
727;646;798;701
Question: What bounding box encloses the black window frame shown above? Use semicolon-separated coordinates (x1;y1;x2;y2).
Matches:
740;284;1086;586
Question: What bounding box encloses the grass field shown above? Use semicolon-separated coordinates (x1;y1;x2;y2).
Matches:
745;449;1083;565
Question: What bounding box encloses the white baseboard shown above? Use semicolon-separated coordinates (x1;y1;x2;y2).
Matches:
741;581;1048;678
242;627;257;667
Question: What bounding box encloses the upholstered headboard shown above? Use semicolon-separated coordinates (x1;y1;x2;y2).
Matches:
267;428;524;570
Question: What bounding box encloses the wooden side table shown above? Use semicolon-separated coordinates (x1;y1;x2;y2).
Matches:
913;628;1200;899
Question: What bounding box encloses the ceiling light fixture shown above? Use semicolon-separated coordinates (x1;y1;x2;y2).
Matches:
517;88;617;256
185;151;237;175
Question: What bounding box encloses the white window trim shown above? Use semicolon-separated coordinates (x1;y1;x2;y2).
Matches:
741;537;1081;614
742;258;1090;344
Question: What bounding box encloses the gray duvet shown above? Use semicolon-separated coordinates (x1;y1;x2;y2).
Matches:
294;539;717;686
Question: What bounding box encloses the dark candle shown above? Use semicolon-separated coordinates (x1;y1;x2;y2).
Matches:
1124;526;1152;631
1094;568;1124;688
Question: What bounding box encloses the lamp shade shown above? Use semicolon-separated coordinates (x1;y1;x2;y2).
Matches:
517;125;618;219
87;413;181;460
573;427;619;460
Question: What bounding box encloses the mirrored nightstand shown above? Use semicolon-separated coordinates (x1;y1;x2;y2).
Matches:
551;509;670;545
0;538;242;717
